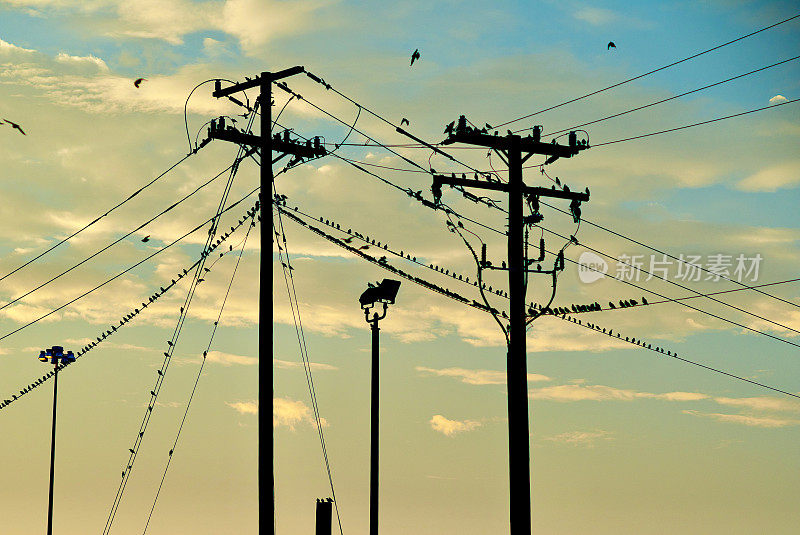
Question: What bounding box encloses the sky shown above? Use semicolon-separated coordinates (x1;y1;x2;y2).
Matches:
0;1;799;534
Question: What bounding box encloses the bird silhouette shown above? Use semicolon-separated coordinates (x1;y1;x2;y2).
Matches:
410;49;420;66
642;297;648;305
444;121;455;134
359;245;369;250
400;118;410;126
343;236;354;243
134;77;147;88
3;118;25;135
607;42;616;50
129;448;135;454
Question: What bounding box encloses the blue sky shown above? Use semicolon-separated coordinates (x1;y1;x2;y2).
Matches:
0;1;799;534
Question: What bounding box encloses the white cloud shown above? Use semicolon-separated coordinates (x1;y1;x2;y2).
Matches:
430;414;481;436
0;37;36;54
530;383;709;402
736;161;800;192
272;397;327;429
416;366;550;385
574;7;616;26
55;52;109;71
274;358;338;370
713;396;800;413
544;430;613;447
226;400;258;415
769;95;788;104
206;350;257;366
682;409;800;428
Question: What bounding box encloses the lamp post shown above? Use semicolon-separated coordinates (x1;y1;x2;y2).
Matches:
38;345;75;535
359;279;401;535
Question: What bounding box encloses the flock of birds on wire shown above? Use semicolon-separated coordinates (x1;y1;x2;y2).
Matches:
0;201;261;412
273;193;678;360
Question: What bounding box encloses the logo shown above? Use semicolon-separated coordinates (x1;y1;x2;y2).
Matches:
578;251;607;284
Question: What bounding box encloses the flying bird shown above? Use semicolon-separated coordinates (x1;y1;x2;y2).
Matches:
410;49;420;66
400;118;410;126
141;235;150;243
134;77;147;88
607;42;616;50
3;119;25;135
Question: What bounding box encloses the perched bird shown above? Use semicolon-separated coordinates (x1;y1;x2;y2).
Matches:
607;42;616;50
642;297;648;305
410;48;420;66
134;77;147;88
129;448;135;454
3;118;25;135
444;121;455;134
400;118;410;126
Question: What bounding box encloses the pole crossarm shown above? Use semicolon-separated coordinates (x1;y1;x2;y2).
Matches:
211;66;305;98
433;174;590;202
207;122;327;158
442;131;586;158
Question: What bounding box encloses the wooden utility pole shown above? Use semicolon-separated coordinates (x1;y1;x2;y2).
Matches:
210;67;326;535
434;117;589;534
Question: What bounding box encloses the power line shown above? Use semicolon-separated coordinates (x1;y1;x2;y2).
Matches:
273;191;345;535
0;199;260;411
537;54;800;137
593;97;799;147
142;210;256;534
492;12;800;129
317;150;800;351
104;139;251;535
0;153;255;317
0;187;261;344
0;149;202;285
536;167;800;310
275;199;800;401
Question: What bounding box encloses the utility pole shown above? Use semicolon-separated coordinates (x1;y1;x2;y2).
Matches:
210;67;327;535
432;117;589;535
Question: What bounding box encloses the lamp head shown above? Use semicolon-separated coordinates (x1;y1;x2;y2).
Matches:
359;279;401;309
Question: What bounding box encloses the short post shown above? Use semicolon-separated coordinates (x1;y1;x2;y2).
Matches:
315;498;333;535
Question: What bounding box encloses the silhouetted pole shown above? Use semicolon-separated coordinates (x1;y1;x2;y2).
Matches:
359;279;400;535
46;359;58;535
38;346;74;535
506;135;531;533
210;66;318;535
261;70;273;535
370;314;380;535
430;118;589;534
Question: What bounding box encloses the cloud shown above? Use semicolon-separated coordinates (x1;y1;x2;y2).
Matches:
544;430;613;447
682;409;800;428
274;358;338;370
226;400;258;415
530;383;709;403
736;161;800;192
713;396;800;413
206;351;257;366
272;397;327;429
573;7;617;26
416;366;550;385
55;52;109;72
769;95;788;104
430;414;481;436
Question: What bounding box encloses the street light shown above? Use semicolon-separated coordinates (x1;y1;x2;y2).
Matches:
359;279;400;535
38;345;75;535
